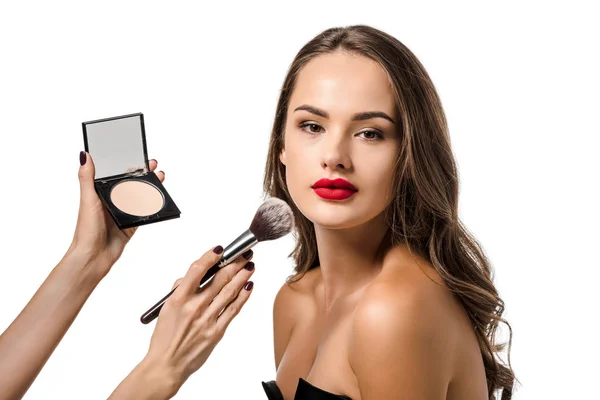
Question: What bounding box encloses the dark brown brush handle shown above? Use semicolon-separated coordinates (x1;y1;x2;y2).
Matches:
140;261;222;324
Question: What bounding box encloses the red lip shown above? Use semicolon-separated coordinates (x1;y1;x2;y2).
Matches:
311;178;358;200
312;178;358;191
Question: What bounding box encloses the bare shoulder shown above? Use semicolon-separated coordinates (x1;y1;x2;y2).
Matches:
353;273;454;345
372;244;457;313
354;260;456;349
348;246;466;395
272;267;321;369
273;266;321;316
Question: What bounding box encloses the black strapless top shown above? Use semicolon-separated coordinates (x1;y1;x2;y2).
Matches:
262;378;352;400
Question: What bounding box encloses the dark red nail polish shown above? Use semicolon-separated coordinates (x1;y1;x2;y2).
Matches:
244;262;255;271
79;151;86;166
242;250;253;260
244;281;254;291
213;245;224;254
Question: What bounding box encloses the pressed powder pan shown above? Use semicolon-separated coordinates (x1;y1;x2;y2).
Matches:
110;180;165;217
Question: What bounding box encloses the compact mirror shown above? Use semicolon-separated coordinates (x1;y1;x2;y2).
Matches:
83;113;148;180
81;112;180;229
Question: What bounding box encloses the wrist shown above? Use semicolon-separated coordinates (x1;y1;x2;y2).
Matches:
59;245;108;286
132;357;180;400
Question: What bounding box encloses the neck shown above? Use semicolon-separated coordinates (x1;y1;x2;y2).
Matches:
314;212;392;314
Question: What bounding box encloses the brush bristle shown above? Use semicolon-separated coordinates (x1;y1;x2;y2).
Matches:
249;197;295;242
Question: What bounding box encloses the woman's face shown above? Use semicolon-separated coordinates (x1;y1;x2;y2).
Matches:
280;51;400;230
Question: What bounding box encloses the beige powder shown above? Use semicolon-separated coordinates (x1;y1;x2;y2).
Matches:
110;180;164;216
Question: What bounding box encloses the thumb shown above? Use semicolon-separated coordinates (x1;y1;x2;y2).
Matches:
78;151;98;206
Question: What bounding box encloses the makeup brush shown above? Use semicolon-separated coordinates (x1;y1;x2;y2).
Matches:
140;197;295;324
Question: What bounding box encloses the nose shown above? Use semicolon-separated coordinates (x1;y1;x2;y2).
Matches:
320;131;352;171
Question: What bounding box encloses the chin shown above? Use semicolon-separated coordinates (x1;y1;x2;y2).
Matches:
297;197;380;230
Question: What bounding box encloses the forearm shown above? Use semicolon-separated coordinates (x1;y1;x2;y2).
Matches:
108;358;179;400
0;248;105;400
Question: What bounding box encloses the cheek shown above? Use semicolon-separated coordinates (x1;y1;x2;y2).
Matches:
284;147;309;191
282;139;320;211
283;134;314;172
356;148;398;199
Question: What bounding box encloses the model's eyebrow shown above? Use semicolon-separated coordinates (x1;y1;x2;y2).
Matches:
294;104;396;125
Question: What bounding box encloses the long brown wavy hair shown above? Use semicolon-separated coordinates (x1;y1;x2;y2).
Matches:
262;25;516;399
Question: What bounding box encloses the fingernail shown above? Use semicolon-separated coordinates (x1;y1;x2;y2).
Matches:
150;158;157;164
244;261;255;271
213;245;224;254
244;281;254;291
79;151;87;166
242;249;253;260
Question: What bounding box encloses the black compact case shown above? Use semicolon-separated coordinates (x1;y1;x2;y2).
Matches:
82;113;181;229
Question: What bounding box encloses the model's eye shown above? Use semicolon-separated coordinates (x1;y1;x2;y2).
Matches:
299;122;323;134
358;130;384;141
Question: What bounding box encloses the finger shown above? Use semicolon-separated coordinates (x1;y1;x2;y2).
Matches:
200;249;254;301
121;226;138;240
178;246;224;296
78;151;98;206
215;280;254;333
205;260;255;321
148;160;165;183
172;278;183;290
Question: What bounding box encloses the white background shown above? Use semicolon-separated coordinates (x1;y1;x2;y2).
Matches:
0;1;598;399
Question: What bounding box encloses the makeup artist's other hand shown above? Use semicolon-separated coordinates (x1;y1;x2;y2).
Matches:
109;246;255;399
66;151;166;278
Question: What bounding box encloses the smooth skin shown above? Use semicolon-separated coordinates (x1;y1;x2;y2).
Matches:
273;51;488;399
0;152;255;400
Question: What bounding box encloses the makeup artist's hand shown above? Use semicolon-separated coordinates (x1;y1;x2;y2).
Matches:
0;152;169;400
66;151;166;278
109;246;256;399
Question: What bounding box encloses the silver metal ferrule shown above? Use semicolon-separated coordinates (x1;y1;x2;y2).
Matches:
218;229;258;267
